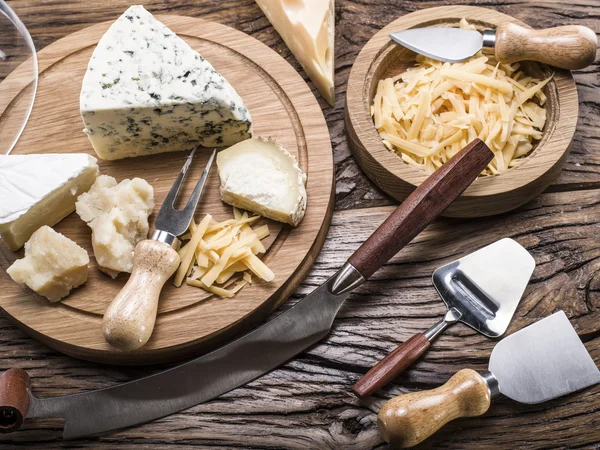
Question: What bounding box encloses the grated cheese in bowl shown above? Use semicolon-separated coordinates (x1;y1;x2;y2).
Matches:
372;19;552;175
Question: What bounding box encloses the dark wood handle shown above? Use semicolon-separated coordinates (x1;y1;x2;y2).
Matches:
495;23;597;70
0;369;31;433
348;139;493;280
353;333;430;398
378;369;491;447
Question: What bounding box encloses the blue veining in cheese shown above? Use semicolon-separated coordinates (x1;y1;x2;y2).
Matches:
80;5;252;160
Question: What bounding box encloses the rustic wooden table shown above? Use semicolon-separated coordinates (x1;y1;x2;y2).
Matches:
2;0;599;448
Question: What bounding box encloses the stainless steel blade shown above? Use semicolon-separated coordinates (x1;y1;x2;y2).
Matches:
489;311;600;404
26;270;352;439
432;238;535;337
390;28;483;63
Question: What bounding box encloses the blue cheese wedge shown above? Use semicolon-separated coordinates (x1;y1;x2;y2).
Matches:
217;137;307;227
0;153;99;251
80;5;252;160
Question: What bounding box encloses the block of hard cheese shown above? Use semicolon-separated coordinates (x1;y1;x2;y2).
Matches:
7;226;89;302
217;137;307;227
0;153;99;251
255;0;334;105
80;5;252;160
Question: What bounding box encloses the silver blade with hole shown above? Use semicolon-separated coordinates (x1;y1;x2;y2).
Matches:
429;238;535;339
489;311;600;403
390;28;488;63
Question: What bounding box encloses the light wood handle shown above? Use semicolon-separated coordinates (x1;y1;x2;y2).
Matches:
348;139;493;280
495;23;597;70
377;369;491;448
0;369;31;433
353;333;430;398
103;240;180;351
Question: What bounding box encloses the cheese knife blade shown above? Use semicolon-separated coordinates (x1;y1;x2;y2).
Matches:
389;24;597;70
0;140;494;439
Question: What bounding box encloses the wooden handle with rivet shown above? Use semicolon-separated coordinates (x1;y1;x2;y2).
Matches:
353;333;430;398
103;239;180;351
494;23;597;70
377;369;491;448
0;369;31;433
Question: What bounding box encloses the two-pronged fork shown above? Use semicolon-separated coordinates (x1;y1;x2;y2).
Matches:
103;148;216;351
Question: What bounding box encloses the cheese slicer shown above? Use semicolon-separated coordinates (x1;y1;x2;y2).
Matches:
103;148;216;351
390;23;597;70
377;311;600;448
353;238;535;397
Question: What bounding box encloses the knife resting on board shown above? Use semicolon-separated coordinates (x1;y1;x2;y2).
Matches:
0;140;493;439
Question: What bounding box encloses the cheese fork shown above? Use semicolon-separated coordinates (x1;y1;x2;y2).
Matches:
103;148;216;351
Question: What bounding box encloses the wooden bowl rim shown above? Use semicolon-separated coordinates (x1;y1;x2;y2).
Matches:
346;5;578;199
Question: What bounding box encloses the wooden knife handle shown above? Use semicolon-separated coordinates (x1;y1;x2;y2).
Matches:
103;240;180;351
348;139;493;280
378;369;491;448
0;369;30;433
495;23;597;70
352;333;430;398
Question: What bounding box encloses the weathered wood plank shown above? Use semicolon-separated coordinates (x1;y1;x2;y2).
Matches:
1;188;600;449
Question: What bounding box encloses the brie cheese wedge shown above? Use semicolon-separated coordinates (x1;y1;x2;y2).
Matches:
7;226;89;302
217;137;307;227
0;153;99;251
80;5;252;160
255;0;334;105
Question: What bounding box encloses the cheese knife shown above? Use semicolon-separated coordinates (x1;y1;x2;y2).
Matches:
103;147;216;351
390;23;598;70
0;139;493;439
353;238;535;398
378;311;600;448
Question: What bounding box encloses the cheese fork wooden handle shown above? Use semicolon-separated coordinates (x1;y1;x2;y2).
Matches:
377;369;491;448
494;23;597;70
103;240;180;351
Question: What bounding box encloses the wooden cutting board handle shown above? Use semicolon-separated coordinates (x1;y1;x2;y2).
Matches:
0;369;30;433
348;139;493;280
377;369;491;447
103;240;180;351
494;23;597;70
352;333;430;397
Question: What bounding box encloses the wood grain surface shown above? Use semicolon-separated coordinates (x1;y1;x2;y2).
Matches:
1;0;599;448
0;14;335;364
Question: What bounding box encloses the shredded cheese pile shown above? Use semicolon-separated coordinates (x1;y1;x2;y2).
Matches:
372;19;552;175
174;207;273;298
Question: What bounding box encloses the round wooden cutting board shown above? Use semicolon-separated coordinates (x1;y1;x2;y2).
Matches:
0;16;334;365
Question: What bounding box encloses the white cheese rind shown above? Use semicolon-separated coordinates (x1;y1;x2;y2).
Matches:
255;0;334;105
7;226;89;302
0;154;99;251
76;175;154;277
217;137;307;227
80;5;252;160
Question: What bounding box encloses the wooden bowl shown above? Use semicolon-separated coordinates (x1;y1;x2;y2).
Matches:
345;6;578;218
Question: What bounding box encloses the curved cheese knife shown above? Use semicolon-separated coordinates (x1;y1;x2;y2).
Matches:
0;139;493;439
390;24;597;70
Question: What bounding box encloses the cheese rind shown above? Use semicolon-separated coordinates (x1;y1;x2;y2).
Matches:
7;226;89;302
0;154;99;251
217;137;307;227
80;5;252;160
76;175;154;277
255;0;334;105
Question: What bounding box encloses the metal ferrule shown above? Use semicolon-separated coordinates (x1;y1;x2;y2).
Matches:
330;262;365;296
423;319;450;341
481;370;500;399
152;229;180;250
482;29;496;52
